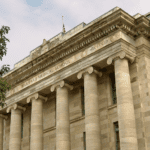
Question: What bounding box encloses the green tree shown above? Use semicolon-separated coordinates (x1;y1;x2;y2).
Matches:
0;25;11;107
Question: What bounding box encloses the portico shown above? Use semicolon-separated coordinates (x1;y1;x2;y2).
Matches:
1;7;150;150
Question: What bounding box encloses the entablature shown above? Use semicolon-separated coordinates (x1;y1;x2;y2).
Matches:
1;36;136;107
2;8;150;100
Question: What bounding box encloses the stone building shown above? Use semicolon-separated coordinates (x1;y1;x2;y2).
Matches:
0;6;150;150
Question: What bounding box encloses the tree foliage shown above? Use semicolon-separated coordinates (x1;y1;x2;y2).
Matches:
0;26;11;107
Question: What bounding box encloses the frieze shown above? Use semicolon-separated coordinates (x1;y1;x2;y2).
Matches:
6;31;121;98
9;24;118;86
4;10;150;82
8;21;141;87
4;8;150;83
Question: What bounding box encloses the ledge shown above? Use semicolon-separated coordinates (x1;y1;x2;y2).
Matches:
107;103;117;110
43;115;85;133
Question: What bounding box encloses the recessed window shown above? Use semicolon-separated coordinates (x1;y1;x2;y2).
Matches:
21;114;23;139
114;122;120;150
109;72;117;104
83;132;86;150
81;86;85;116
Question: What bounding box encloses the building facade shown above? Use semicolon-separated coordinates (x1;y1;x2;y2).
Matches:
0;7;150;150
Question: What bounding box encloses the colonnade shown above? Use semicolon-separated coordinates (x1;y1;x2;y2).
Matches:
0;51;138;150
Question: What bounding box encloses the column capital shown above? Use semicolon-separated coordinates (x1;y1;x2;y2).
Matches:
0;114;8;120
50;80;73;92
107;51;135;65
6;104;26;113
27;93;47;103
77;66;102;79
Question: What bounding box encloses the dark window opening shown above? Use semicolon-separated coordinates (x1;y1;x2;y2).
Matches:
81;86;85;116
109;72;117;104
114;122;120;150
83;132;86;150
21;114;23;139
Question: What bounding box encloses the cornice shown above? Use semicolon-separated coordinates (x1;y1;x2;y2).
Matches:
0;39;139;108
3;9;150;88
6;24;119;87
135;16;150;27
136;45;150;58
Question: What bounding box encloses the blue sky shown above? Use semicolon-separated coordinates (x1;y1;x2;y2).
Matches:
0;0;150;70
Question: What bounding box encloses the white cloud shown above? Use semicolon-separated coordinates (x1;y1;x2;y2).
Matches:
0;0;61;70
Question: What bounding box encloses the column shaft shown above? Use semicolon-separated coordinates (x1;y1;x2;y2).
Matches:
84;72;101;150
30;99;43;150
56;86;70;150
114;58;138;150
9;109;22;150
0;117;3;150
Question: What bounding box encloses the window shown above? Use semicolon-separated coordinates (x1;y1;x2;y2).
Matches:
81;86;85;116
114;122;120;150
83;132;86;150
109;72;117;104
21;114;23;139
55;98;56;126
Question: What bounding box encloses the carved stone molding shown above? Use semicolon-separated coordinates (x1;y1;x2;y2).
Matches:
8;24;118;87
0;114;8;120
50;80;73;92
6;104;26;113
4;8;150;85
107;51;135;65
137;28;150;37
77;66;102;79
27;93;47;103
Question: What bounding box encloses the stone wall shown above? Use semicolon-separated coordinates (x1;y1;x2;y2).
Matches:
136;55;150;150
129;57;145;150
3;60;149;150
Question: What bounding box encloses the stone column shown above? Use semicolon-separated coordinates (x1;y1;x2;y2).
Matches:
51;80;73;150
27;93;47;150
0;114;8;150
77;66;102;150
107;51;138;150
6;104;26;150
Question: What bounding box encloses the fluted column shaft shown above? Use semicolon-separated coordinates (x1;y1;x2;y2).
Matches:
0;114;7;150
56;86;70;150
9;109;22;150
6;104;26;150
77;66;102;150
114;58;138;150
51;80;73;150
27;93;47;150
84;72;101;150
30;99;43;150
